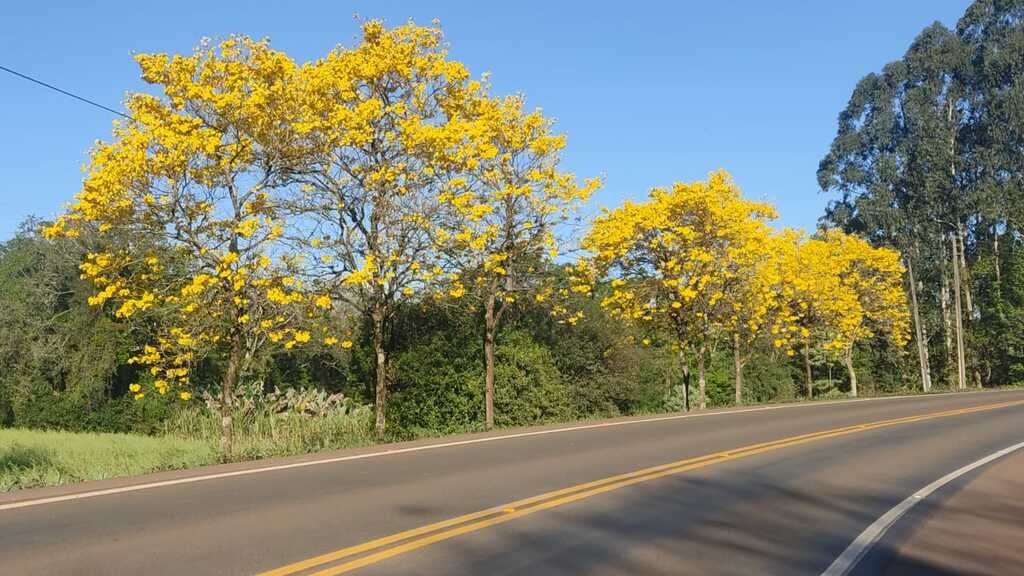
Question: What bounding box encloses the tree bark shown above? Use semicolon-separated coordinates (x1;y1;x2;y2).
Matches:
803;337;813;401
951;233;967;391
733;333;743;406
905;254;932;392
483;291;497;429
844;346;858;398
679;350;690;412
946;97;968;391
940;242;953;383
957;224;973;316
993;225;1001;284
957;226;981;389
697;342;707;410
372;300;388;440
220;334;243;459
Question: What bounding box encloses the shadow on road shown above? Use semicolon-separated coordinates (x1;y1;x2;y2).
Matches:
393;442;1012;575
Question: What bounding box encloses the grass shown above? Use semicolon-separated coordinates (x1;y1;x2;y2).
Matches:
0;428;217;491
0;404;377;492
162;405;377;460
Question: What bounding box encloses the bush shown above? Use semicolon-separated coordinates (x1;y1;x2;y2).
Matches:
5;372;179;435
741;353;800;404
388;336;485;440
702;354;734;408
569;347;679;417
814;378;847;399
526;292;678;417
493;330;572;427
387;327;576;437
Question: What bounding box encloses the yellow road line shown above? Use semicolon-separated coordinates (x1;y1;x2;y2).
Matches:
259;399;1024;576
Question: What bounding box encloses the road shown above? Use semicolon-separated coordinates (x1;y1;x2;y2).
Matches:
2;390;1023;575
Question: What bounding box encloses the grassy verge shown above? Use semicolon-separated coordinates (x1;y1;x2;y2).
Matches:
0;405;377;492
0;428;217;491
162;405;377;460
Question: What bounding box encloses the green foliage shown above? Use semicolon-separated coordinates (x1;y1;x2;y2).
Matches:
0;222;142;431
160;379;374;460
741;354;801;404
493;329;573;427
819;1;1024;392
162;404;374;461
528;283;679;417
702;354;735;408
851;337;918;395
388;335;485;439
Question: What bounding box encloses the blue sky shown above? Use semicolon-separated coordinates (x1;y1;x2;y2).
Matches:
0;1;972;239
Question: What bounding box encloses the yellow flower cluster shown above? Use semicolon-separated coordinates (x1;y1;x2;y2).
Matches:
579;170;909;361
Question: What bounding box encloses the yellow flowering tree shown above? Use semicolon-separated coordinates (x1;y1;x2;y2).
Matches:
717;229;798;405
788;230;911;397
290;21;481;438
434;92;600;428
580;170;777;410
43;37;321;456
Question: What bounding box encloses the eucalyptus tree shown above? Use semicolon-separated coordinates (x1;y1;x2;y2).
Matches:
818;22;970;390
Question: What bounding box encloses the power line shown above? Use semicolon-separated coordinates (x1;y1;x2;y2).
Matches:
0;64;132;120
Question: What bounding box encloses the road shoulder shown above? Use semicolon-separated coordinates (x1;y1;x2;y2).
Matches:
877;449;1024;575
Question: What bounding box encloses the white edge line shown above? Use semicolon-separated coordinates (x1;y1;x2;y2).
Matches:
821;439;1024;576
0;390;1003;512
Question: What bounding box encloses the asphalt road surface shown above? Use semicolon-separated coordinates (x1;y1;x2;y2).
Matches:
2;389;1023;575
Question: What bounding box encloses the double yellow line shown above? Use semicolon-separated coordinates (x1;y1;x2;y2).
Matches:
259;398;1024;576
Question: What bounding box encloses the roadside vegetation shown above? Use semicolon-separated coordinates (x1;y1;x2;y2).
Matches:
3;1;1024;490
0;428;215;491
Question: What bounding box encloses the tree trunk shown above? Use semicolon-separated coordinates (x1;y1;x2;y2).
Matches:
697;342;707;410
220;334;243;459
372;301;388;440
733;333;743;406
844;346;858;398
803;337;813;401
905;254;932;392
940;243;953;383
483;291;497;429
951;233;967;391
946;98;968;391
958;225;981;389
993;225;1001;284
679;350;690;412
957;224;973;316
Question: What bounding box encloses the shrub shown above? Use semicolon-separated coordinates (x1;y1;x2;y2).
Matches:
740;353;800;404
388;337;485;439
493;330;573;427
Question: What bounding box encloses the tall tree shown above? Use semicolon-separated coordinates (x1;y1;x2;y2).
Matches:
821;1;1024;390
579;170;778;410
789;231;911;397
43;37;318;456
433;93;599;428
290;21;481;438
715;226;793;406
818;22;969;390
